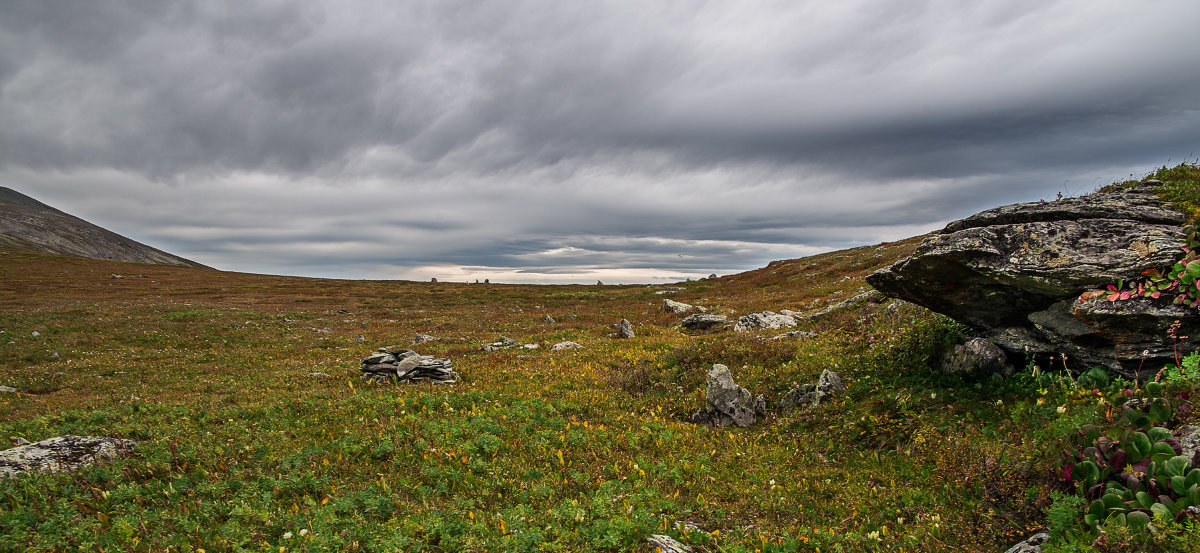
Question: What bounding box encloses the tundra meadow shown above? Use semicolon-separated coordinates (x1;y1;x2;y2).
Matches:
1;165;1199;552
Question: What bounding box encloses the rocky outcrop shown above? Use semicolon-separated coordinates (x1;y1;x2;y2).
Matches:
1;435;135;477
550;341;583;351
360;347;457;384
691;364;764;427
733;311;797;332
867;182;1199;378
680;314;727;331
1004;533;1049;553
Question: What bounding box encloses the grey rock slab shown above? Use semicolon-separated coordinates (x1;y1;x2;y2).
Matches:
616;318;635;338
662;299;696;314
0;386;16;393
680;314;727;331
1;435;136;477
550;341;583;351
734;311;797;332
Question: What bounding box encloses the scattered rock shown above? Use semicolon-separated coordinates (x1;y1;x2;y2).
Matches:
662;299;698;314
597;280;603;286
110;274;122;279
615;319;635;339
0;435;136;477
0;386;16;393
353;335;366;342
316;327;333;334
653;287;684;295
867;182;1197;378
30;331;40;338
13;437;30;446
412;334;436;344
1004;533;1049;553
691;364;759;427
522;344;539;349
307;372;331;379
941;338;1012;376
780;369;845;410
647;534;693;553
360;347;457;384
680;314;727;331
430;277;437;283
481;337;518;352
772;330;817;341
734;311;797;332
136;274;148;278
550;341;583;351
709;274;718;279
543;315;556;324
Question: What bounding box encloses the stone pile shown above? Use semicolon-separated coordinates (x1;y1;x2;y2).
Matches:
360;347;458;384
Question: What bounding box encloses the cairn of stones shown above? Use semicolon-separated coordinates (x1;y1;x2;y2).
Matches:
360;347;458;384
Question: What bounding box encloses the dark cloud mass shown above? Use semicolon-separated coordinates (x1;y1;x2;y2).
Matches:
1;0;1198;282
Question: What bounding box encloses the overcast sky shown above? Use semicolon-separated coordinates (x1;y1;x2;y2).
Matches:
2;0;1198;283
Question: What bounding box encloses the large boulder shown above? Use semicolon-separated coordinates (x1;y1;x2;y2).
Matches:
691;364;761;427
733;311;797;332
867;182;1199;378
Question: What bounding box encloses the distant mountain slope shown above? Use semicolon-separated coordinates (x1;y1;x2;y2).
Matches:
0;187;208;268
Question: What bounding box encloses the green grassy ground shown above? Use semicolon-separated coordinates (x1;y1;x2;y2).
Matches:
1;164;1198;552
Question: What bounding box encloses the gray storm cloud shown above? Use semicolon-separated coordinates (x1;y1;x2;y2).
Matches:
1;0;1198;282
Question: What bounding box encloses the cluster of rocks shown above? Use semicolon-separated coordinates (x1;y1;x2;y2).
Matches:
733;310;798;332
1;435;135;477
360;347;458;384
690;365;847;427
480;337;518;352
779;369;845;410
867;181;1199;378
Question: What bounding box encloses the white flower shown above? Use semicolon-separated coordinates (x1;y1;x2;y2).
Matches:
299;529;309;536
1057;405;1067;414
282;532;293;539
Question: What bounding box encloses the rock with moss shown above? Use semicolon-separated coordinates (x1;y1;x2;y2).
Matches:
867;182;1198;379
662;299;700;314
1003;533;1049;553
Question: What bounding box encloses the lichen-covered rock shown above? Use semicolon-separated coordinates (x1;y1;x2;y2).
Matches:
360;347;457;384
662;299;697;314
867;182;1198;378
680;314;727;331
1;435;135;477
733;311;797;332
692;364;758;427
616;318;635;339
941;338;1012;376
